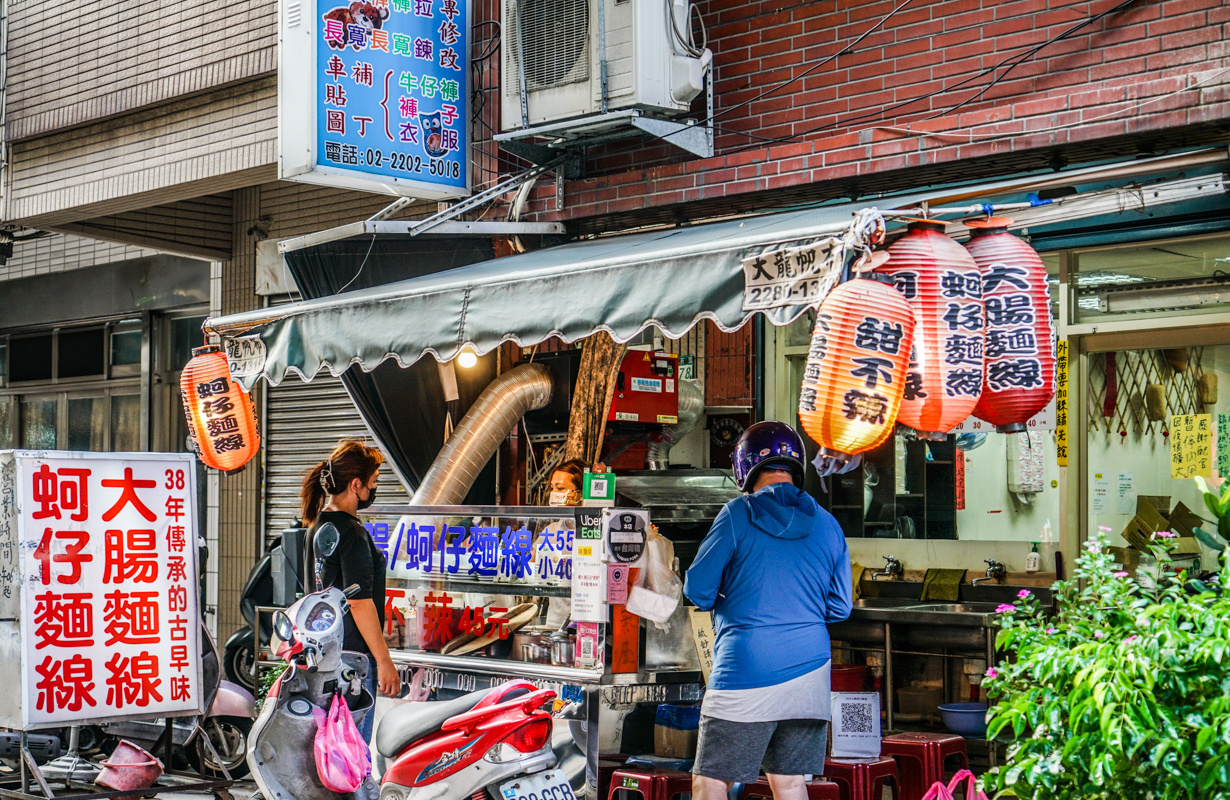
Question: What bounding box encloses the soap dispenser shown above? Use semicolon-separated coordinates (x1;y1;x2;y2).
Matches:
1025;542;1041;573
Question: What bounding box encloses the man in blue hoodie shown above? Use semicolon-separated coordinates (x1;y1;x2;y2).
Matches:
685;421;852;800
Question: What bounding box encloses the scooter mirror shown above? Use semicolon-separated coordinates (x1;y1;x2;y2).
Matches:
314;523;341;558
273;610;294;644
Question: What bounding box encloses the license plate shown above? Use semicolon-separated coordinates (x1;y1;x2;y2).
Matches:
499;770;576;800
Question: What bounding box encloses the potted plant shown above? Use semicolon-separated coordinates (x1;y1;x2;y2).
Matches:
982;478;1230;799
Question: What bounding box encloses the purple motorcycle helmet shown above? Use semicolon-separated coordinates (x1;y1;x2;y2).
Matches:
732;420;806;491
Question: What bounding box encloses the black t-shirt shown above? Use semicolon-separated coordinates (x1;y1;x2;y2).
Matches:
311;511;387;654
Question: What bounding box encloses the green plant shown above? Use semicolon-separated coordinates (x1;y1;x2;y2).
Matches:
982;509;1230;799
256;665;283;703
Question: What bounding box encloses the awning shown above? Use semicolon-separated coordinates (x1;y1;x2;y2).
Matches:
204;148;1226;389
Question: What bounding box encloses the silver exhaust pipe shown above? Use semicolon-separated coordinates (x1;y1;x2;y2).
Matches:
412;362;553;505
647;379;704;470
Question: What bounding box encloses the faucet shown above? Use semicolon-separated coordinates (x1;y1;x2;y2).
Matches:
972;559;1007;586
871;555;903;581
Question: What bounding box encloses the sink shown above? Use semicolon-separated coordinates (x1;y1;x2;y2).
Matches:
852;598;921;609
905;603;1003;614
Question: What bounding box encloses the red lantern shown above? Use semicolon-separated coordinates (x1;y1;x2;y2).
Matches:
880;219;985;438
964;217;1055;432
180;345;261;471
799;275;915;466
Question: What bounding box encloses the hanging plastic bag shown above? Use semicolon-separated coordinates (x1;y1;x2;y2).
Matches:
920;769;990;800
314;691;370;792
626;529;682;625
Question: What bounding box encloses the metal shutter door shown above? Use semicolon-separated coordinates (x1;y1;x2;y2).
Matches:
263;376;409;543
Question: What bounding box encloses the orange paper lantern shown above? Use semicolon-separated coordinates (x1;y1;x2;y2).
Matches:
881;219;985;438
799;275;915;466
964;217;1056;432
180;345;261;472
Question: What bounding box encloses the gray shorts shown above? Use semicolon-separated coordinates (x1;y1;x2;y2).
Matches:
692;715;829;784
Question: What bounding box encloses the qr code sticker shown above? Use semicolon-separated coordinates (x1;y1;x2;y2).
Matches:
840;701;875;733
581;638;594;658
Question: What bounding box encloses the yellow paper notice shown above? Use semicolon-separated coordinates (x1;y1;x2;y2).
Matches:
688;607;715;683
1055;340;1069;467
1170;413;1213;478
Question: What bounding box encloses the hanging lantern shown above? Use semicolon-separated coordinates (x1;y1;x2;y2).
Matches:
963;217;1056;432
798;275;915;469
180;345;261;472
880;219;985;438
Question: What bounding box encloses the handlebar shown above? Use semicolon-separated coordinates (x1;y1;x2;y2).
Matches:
304;649;318;673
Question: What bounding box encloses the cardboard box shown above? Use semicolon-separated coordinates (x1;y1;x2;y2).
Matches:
1120;496;1201;556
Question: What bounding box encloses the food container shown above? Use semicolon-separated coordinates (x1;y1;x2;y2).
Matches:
549;632;575;666
832;664;867;692
511;628;553;663
938;702;989;737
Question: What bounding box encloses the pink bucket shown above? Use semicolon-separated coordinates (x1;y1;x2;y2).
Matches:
95;740;164;799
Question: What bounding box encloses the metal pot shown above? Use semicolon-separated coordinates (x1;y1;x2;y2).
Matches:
549;632;575;666
510;628;552;663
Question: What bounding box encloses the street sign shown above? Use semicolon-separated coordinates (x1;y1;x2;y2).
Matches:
279;0;471;199
0;451;202;729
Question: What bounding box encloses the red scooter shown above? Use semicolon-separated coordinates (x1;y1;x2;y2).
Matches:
376;681;582;800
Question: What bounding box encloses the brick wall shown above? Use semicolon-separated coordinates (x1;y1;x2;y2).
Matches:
511;0;1230;231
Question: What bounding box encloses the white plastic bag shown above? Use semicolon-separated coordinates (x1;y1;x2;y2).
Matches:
625;530;682;625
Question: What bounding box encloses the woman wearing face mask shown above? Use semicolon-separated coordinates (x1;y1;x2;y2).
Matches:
538;459;588;628
300;439;401;742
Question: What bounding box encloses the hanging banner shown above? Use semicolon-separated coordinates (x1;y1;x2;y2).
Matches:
742;238;845;311
279;0;470;199
1219;413;1230;478
1;452;202;729
1055;340;1069;466
1170;414;1212;479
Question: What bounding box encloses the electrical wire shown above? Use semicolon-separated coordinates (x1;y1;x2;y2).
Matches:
719;0;1146;156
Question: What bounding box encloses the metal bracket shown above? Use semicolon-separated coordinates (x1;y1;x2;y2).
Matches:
367;196;417;222
597;0;609;113
498;140;584;179
406;156;567;236
556;173;565;211
629;116;713;159
514;0;530;129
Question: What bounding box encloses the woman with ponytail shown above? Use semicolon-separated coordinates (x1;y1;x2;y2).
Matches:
300;439;400;741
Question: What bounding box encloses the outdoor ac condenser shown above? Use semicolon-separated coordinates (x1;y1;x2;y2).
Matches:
501;0;711;132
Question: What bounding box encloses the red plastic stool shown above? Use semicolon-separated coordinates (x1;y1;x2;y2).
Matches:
741;777;841;800
822;757;900;800
880;733;968;800
599;758;631;800
608;769;694;800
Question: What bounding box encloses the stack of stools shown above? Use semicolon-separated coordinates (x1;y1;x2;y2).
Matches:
822;758;900;800
880;733;968;800
740;777;840;800
607;768;695;800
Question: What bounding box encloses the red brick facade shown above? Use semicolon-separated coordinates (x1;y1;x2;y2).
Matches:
491;0;1229;233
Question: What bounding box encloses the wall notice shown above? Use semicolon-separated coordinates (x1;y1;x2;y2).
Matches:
9;452;202;729
1115;471;1136;515
1170;414;1213;479
1091;475;1110;515
1219;414;1230;478
1055;340;1069;466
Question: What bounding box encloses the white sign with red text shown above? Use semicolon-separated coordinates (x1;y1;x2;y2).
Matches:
5;451;202;728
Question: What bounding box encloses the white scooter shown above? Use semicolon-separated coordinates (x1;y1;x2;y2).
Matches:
246;524;377;800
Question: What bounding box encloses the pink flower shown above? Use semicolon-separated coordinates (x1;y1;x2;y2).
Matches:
1126;635;1138;643
1017;589;1032;599
1094;631;1105;639
1154;531;1177;539
995;604;1017;613
1085;540;1102;553
1045;627;1056;634
985;667;998;679
1113;571;1129;578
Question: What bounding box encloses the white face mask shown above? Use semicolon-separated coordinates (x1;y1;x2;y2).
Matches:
548;490;576;507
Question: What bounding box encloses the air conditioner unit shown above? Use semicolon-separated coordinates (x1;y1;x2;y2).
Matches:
501;0;712;133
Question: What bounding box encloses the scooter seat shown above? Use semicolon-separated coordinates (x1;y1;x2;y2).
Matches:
375;689;487;759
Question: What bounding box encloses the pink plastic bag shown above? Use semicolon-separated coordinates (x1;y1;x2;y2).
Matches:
314;692;371;792
920;770;990;800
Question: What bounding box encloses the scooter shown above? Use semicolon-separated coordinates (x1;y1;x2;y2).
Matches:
247;523;377;800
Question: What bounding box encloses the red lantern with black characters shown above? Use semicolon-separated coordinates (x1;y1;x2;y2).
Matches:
880;219;985;438
963;217;1055;432
180;345;260;471
798;274;915;469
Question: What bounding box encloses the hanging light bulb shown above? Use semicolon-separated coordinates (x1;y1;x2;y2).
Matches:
457;347;478;369
180;345;260;472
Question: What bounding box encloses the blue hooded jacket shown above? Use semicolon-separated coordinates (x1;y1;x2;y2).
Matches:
684;482;852;691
